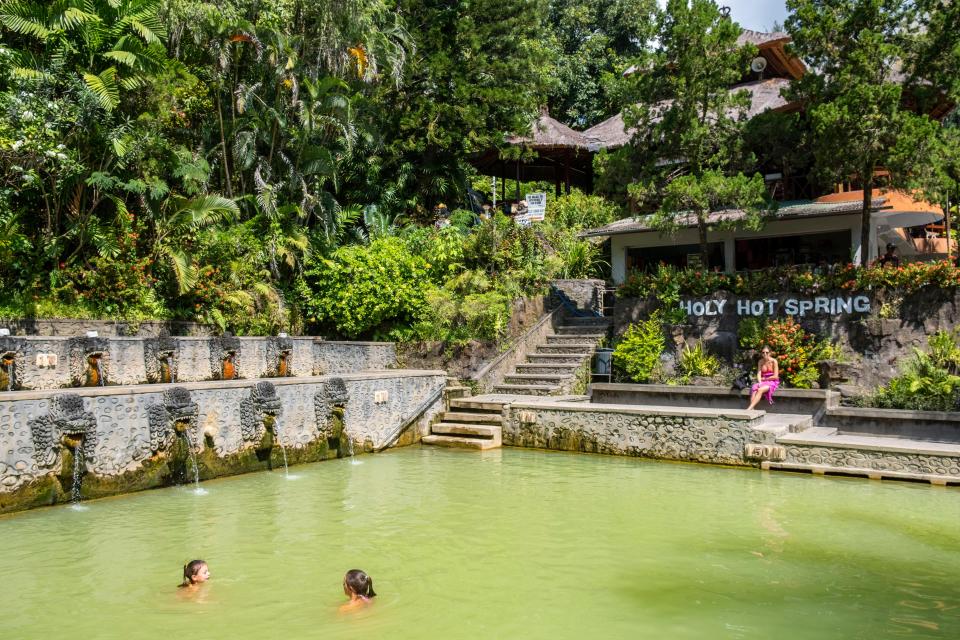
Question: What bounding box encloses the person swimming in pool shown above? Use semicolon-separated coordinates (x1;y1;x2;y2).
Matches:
340;569;376;612
178;559;210;590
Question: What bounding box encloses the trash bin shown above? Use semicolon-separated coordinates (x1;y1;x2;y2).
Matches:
594;348;614;379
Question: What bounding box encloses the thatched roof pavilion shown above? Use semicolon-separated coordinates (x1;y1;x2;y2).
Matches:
468;110;600;200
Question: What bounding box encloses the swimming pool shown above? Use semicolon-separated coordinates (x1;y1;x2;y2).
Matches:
0;447;957;638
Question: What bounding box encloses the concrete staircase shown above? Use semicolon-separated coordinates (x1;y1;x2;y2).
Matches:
492;316;611;396
422;398;506;450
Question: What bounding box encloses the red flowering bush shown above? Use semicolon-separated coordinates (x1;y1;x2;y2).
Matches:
759;317;821;388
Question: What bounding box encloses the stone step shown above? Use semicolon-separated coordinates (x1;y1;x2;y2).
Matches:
515;363;581;376
545;334;606;344
492;383;561;396
422;434;502;450
440;411;503;425
526;353;588;365
536;344;597;354
445;385;472;400
555;325;611;336
503;373;568;386
561;316;611;326
431;422;501;439
449;398;508;412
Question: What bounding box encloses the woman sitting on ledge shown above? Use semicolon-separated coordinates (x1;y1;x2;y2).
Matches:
747;346;779;410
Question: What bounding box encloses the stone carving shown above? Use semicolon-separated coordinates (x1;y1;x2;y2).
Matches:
146;387;199;453
28;394;98;467
314;377;349;438
239;381;283;442
266;336;294;377
144;337;179;384
209;336;241;380
517;410;538;425
784;445;960;477
0;350;21;391
744;443;787;462
68;336;110;386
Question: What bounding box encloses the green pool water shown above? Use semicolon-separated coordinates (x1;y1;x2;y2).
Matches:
1;447;958;639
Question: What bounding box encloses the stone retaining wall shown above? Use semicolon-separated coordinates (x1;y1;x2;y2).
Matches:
0;336;396;390
0;318;213;337
0;370;444;513
503;401;773;465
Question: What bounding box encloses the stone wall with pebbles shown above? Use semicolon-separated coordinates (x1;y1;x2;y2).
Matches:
0;370;444;497
503;401;775;465
0;336;396;390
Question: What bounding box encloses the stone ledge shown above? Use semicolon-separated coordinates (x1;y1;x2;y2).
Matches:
590;383;837;400
777;428;960;457
827;406;960;423
0;369;447;401
509;399;764;422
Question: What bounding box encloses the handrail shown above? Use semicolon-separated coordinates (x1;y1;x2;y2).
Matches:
373;384;445;452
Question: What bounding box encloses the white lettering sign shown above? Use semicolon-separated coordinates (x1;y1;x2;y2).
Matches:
525;192;546;222
682;295;871;317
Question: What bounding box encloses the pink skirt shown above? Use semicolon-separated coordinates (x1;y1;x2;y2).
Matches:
751;376;780;404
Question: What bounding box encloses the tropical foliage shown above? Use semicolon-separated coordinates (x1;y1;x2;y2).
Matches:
866;331;960;411
613;310;666;382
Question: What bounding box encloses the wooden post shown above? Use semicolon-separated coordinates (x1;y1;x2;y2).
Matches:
947;195;953;260
515;160;521;207
564;150;571;195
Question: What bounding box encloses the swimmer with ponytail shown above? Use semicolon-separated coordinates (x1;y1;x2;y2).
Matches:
178;559;210;589
340;569;376;611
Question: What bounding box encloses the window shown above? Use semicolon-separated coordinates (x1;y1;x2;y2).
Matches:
626;242;724;273
734;231;850;270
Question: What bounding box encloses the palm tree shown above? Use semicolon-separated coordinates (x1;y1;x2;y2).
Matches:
146;194;238;293
0;0;169;110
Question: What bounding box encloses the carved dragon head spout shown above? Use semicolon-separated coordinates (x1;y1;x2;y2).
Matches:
69;337;110;387
145;337;178;383
314;377;349;441
268;336;294;378
147;387;200;454
29;393;98;469
211;336;241;380
240;381;284;446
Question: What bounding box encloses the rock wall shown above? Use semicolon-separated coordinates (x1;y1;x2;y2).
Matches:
551;279;606;315
614;288;960;389
0;318;213;337
503;401;775;465
0;370;444;512
0;336;396;391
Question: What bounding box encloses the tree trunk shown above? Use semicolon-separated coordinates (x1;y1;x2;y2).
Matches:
698;215;710;269
860;170;873;267
215;92;233;198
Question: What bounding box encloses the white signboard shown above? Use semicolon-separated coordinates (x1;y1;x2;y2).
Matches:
525;192;546;222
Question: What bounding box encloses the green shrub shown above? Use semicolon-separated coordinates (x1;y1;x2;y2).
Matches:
678;341;721;378
737;317;767;350
544;190;618;231
300;237;431;339
613;310;666;382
